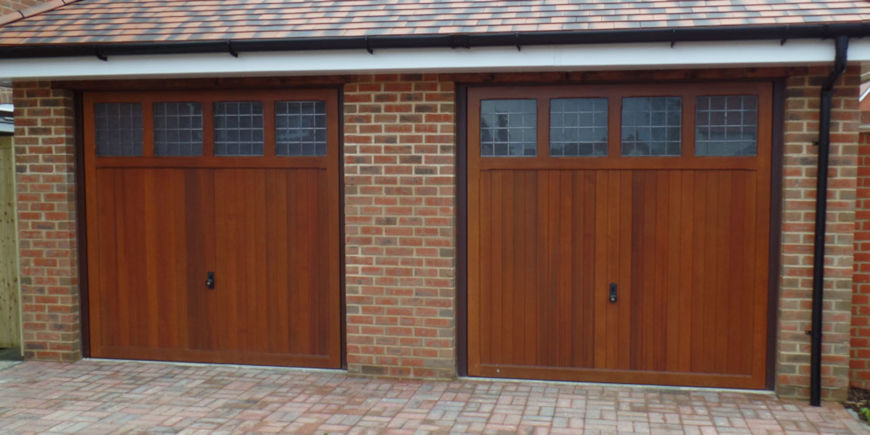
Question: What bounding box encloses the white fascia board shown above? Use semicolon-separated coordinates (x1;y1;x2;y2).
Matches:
0;38;866;81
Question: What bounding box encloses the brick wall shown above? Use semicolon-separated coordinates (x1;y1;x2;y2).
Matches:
11;80;80;361
8;68;864;400
343;74;457;378
853;129;870;389
778;66;861;400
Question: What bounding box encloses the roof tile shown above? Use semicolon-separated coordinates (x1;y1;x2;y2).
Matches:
0;0;868;46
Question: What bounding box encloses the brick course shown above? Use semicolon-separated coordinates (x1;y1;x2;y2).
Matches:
778;66;860;400
343;74;457;379
11;80;80;361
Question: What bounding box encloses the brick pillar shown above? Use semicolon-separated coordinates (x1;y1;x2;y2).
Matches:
853;130;870;389
777;66;860;399
12;80;80;361
343;74;456;378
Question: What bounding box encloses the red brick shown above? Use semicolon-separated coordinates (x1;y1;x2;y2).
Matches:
344;76;455;379
12;80;80;363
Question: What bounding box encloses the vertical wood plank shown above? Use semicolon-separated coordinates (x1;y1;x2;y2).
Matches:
0;137;21;350
185;169;216;351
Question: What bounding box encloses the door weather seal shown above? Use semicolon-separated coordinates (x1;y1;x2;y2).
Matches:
809;34;848;407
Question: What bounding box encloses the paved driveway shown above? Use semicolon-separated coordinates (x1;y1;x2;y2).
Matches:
0;360;864;434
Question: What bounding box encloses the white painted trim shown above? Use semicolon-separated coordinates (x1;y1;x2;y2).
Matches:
1;39;867;80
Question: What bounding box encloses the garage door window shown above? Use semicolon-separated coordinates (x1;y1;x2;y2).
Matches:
94;102;143;156
480;99;537;157
275;101;327;156
550;98;608;157
214;101;264;156
153;102;203;156
695;95;758;156
621;97;682;157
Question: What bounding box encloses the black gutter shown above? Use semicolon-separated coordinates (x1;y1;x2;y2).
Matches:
809;34;849;407
0;22;868;59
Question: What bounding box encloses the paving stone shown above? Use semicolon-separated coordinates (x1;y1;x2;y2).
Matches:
0;360;863;434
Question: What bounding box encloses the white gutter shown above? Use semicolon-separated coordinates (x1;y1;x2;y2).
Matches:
1;39;868;80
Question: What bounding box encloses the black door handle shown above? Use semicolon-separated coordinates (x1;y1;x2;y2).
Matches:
609;282;617;303
205;271;215;289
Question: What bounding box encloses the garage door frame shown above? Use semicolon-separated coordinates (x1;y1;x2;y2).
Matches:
456;79;785;390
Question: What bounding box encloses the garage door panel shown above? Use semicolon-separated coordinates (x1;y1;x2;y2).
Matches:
271;168;333;358
92;169;121;351
594;170;633;371
628;170;668;372
143;169;190;350
566;171;597;368
92;168;210;354
623;170;758;375
211;168;334;360
183;169;217;352
214;169;267;352
688;171;758;375
478;170;599;370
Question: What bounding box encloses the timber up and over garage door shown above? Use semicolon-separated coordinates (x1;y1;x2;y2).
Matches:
83;88;341;367
467;82;773;389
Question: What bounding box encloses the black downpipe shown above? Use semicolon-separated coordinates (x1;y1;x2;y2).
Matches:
810;35;848;407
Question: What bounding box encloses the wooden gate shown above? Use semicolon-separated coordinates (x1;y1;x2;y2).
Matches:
467;83;772;388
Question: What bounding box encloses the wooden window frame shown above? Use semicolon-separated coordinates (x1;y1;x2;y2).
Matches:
469;82;772;172
83;88;339;170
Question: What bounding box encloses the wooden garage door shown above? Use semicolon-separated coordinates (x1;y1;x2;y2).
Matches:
467;82;772;388
84;89;340;367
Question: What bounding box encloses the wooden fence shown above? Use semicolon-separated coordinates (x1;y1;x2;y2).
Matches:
0;135;21;351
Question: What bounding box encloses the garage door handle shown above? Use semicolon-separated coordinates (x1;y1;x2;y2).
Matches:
205;271;215;289
609;282;617;303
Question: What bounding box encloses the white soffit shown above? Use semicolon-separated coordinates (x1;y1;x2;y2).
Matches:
1;38;868;80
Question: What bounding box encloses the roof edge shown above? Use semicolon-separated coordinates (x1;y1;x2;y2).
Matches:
1;21;869;59
0;0;82;27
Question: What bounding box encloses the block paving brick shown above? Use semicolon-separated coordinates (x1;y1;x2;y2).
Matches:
0;360;865;434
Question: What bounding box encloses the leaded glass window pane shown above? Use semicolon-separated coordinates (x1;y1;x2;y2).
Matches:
621;97;682;157
275;101;327;156
94;103;143;156
153;102;203;156
695;95;758;156
480;99;536;157
214;101;264;156
550;98;608;157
